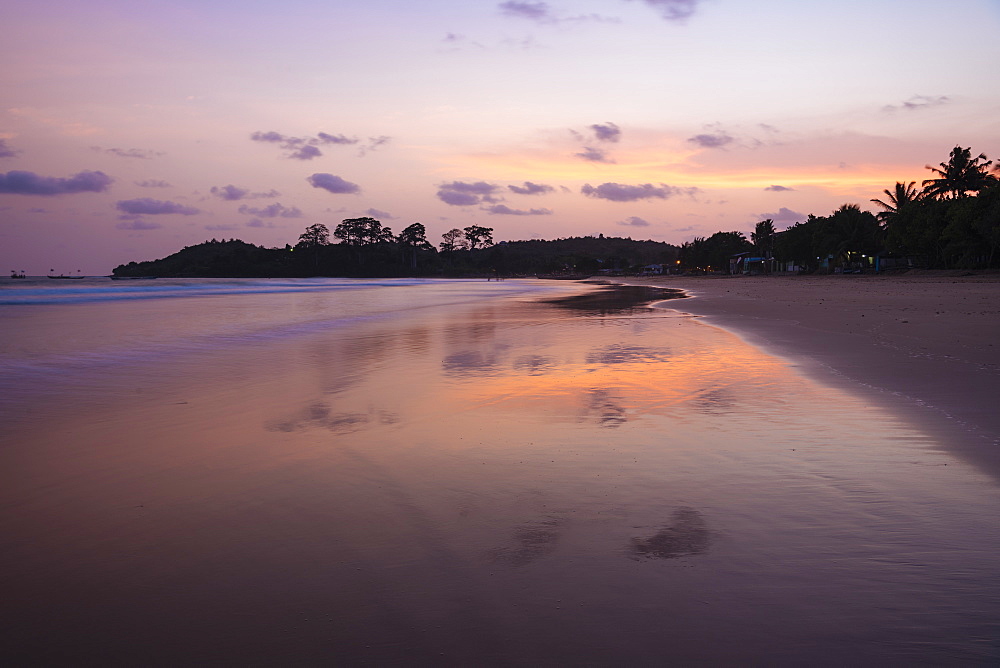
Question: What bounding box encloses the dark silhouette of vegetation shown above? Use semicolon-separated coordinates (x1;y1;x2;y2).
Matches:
922;146;994;200
297;223;329;247
113;146;999;278
871;181;921;224
463;225;494;250
397;222;432;270
113;228;680;278
678;231;752;272
761;146;999;273
439;228;469;252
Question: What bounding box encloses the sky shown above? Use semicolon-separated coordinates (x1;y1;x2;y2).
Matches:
2;0;999;274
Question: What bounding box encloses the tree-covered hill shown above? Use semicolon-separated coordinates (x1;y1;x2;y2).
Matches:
113;239;294;278
112;231;680;278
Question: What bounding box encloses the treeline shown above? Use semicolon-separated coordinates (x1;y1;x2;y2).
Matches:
114;146;998;278
113;219;680;278
679;146;1000;273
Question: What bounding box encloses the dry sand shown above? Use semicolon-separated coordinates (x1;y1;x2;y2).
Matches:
621;272;1000;477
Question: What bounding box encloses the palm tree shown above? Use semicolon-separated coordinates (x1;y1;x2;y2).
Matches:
922;146;996;200
822;204;882;268
871;181;922;225
751;219;775;254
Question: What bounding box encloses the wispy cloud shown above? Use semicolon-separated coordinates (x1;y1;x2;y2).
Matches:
882;94;950;113
211;185;280;200
437;181;502;206
576;146;615;163
442;33;486;50
93;146;164;159
687;131;733;148
116;198;199;215
252;130;389;159
617;216;651;227
571;122;621;162
758;207;805;224
115;218;163;230
636;0;700;22
246;218;275;228
499;1;551;21
135;179;172;188
211;185;249;201
483;204;552;215
365;208;395;219
582;182;691;202
361;136;391;155
290;144;322;160
0;170;112;195
0;139;20;158
590;122;621;143
307;173;361;194
508;181;555;195
764;185;793;192
237;202;303;218
317;132;359;145
499;1;619;24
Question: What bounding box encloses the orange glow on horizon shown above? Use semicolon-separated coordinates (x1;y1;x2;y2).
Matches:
433;144;922;198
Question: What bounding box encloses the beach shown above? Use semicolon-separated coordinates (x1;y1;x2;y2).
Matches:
626;272;1000;477
3;277;1000;664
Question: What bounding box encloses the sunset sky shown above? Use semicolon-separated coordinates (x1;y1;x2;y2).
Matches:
3;0;999;274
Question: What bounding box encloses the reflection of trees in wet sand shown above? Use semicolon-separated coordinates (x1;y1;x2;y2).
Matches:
585;344;671;365
512;354;554;375
442;350;499;377
266;401;400;434
630;507;710;559
584;388;628;428
489;516;565;566
692;388;735;415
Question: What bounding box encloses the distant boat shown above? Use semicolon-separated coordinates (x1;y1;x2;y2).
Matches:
9;270;26;279
48;269;85;279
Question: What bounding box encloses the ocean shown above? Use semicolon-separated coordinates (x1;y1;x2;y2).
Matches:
2;277;999;664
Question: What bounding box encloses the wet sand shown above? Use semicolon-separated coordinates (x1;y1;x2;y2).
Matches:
622;273;1000;477
4;279;1000;664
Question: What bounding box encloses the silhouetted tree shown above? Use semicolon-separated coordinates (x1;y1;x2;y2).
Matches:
774;218;822;272
941;180;1000;267
679;231;751;272
296;223;330;272
819;204;881;268
440;228;469;252
922;146;996;200
871;181;922;225
297;224;330;247
750;219;776;274
334;217;393;246
397;222;433;270
463;225;494;250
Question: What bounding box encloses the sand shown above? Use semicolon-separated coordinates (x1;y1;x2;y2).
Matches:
621;272;1000;477
5;278;1000;663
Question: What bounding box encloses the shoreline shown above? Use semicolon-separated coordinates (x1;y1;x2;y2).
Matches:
616;274;1000;479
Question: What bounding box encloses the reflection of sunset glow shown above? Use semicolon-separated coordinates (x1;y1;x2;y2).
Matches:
433;312;790;428
8;281;1000;663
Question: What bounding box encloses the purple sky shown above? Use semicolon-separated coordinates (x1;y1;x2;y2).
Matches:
2;0;999;273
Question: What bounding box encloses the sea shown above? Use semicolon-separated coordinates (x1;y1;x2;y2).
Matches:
2;277;999;665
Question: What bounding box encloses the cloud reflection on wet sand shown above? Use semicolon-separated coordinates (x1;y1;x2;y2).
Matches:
630;507;710;560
